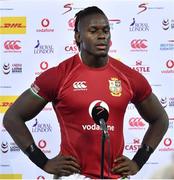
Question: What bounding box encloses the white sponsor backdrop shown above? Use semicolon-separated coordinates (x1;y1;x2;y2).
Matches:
0;0;174;179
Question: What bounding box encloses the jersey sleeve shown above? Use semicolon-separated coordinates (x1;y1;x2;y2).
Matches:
130;71;152;104
30;65;61;102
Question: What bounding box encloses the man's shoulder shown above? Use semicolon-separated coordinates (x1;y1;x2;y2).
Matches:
109;56;132;71
59;54;80;67
55;54;80;75
109;56;143;79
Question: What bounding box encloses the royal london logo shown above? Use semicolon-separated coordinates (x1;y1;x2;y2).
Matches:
108;77;122;97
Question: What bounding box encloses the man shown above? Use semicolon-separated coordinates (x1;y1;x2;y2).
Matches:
3;6;169;179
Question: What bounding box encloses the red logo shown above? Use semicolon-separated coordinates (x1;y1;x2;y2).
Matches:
164;138;172;146
131;39;147;49
40;61;48;70
0;101;13;107
137;3;148;14
62;3;73;14
166;60;174;68
109;19;121;24
38;140;47;149
129;117;145;127
2;23;25;28
41;18;50;27
68;18;75;28
37;176;45;180
4;40;21;50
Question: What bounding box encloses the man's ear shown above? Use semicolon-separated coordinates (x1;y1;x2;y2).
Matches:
74;32;80;44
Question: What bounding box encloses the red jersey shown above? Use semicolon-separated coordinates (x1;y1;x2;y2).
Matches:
31;54;152;179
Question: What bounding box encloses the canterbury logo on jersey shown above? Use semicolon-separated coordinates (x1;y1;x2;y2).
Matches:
73;81;87;91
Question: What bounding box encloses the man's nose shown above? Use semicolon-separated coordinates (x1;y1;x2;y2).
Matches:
97;30;106;39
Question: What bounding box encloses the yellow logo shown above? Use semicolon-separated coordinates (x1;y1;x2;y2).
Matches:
108;77;122;96
0;16;26;34
0;96;18;113
0;174;22;179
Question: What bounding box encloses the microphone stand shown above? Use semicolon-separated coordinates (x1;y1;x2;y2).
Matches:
100;131;108;179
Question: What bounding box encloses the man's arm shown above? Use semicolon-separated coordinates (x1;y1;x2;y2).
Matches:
135;92;169;149
3;89;48;151
3;89;81;176
111;92;169;177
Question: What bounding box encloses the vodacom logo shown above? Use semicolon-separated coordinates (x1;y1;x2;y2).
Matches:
131;39;147;49
40;61;48;70
37;176;45;180
38;140;47;149
68;18;75;28
88;100;109;118
166;60;174;69
164;138;172;146
41;18;50;27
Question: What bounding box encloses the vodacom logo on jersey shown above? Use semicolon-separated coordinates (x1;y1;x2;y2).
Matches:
81;100;114;132
73;81;87;91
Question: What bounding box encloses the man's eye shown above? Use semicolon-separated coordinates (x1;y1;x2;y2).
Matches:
104;28;110;33
90;29;96;33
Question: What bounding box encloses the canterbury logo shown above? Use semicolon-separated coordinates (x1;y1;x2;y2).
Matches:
73;81;87;90
129;117;145;127
131;39;147;49
4;40;21;50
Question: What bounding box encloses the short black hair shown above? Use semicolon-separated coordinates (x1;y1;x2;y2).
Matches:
74;6;106;33
74;6;107;49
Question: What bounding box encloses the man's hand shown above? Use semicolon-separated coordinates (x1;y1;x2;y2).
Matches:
111;155;139;178
43;154;81;177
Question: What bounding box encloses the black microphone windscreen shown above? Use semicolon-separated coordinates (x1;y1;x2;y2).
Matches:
92;105;109;125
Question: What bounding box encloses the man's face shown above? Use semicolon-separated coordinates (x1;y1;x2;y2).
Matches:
76;13;111;57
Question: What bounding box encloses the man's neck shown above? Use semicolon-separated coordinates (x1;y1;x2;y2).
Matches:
80;52;108;68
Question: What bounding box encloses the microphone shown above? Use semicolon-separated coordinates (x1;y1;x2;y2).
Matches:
92;105;109;137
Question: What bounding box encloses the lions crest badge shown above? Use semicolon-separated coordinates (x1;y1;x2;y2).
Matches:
108;77;122;96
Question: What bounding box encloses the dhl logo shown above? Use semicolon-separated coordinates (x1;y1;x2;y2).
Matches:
0;174;22;179
0;96;18;113
0;16;26;34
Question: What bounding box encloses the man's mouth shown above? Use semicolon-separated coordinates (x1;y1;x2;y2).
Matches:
96;44;107;50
